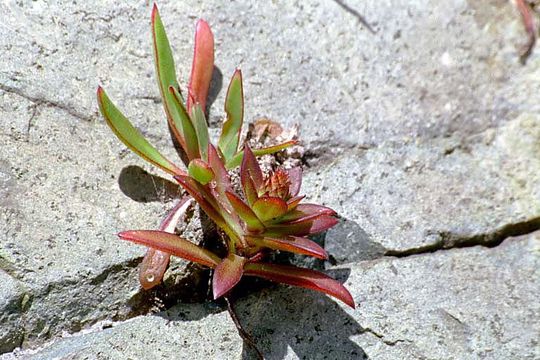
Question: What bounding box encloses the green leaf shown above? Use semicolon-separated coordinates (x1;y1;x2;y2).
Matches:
188;159;214;185
97;87;184;176
190;104;210;160
218;70;244;161
152;5;188;154
244;263;355;308
187;19;214;113
226;140;297;169
168;86;200;160
212;254;246;299
225;191;265;232
252;197;288;222
119;230;220;268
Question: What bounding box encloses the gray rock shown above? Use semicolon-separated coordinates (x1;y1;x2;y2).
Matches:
0;271;26;354
306;114;540;254
10;233;538;359
1;0;539;356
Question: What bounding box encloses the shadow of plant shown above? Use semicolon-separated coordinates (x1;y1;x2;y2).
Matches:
235;268;367;359
118;165;181;202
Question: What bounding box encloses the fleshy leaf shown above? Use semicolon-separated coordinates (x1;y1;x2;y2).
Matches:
287;167;302;197
97;87;184;176
119;230;220;268
218;70;244;161
207;144;236;218
226;140;297;169
207;144;232;193
140;196;193;289
139;248;170;290
240;145;263;196
212;254;246;299
187;19;214;114
174;175;225;227
252;197;288;222
190;104;210;160
247;235;328;260
276;203;336;223
244;263;355;308
242;172;259;207
168;86;200;160
152;5;188;152
287;195;305;211
266;214;338;236
188;158;214;185
225;191;265;232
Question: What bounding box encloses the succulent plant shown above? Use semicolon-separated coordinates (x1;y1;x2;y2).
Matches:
97;4;354;312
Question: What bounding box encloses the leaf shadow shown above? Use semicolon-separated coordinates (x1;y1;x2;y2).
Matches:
206;65;223;121
236;268;368;360
117;165;181;203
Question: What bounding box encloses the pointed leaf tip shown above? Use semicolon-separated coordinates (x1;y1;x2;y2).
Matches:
219;69;244;161
139;197;193;290
188;18;214;113
119;230;220;268
212;254;246;299
244;263;355;308
97;87;184;176
225;191;265;232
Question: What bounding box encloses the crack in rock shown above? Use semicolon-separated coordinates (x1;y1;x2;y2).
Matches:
362;327;406;346
0;83;94;123
385;216;540;257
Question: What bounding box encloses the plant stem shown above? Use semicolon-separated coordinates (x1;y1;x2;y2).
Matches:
224;295;264;360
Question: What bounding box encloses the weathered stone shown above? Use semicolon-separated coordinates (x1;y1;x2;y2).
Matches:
0;271;26;354
9;234;538;359
307;113;540;254
1;0;539;356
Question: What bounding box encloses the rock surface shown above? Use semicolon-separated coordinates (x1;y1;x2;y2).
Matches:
4;233;538;359
1;0;539;358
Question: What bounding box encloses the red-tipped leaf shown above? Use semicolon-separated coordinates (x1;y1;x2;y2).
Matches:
242;172;259;207
276;203;336;223
120;230;220;268
207;144;237;220
244;263;355;308
187;19;214;113
212;254;246;299
287;195;305;211
240;146;263;206
247;235;328;260
139;196;193;289
226;140;298;169
225;191;265;232
252;197;288;222
266;214;338;236
174;175;225;227
287;167;302;197
139;248;170;290
97;87;184;176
